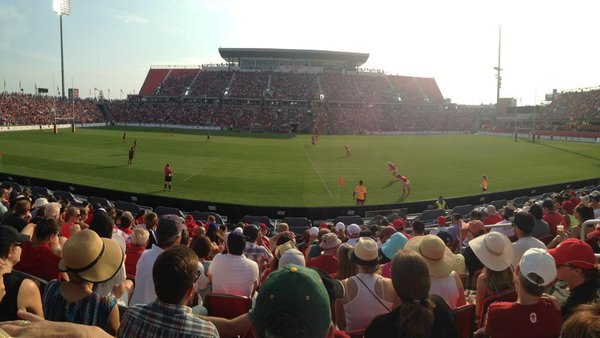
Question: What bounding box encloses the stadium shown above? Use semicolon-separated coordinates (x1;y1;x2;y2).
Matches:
1;1;599;337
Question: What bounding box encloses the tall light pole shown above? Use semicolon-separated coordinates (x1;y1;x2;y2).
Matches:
53;0;71;99
493;25;503;117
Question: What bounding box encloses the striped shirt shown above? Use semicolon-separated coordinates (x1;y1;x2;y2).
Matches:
118;299;219;338
43;280;117;330
244;242;273;267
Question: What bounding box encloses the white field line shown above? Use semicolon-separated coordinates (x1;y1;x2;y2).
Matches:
298;139;334;200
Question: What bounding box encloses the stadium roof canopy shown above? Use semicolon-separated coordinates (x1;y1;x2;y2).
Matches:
218;48;369;70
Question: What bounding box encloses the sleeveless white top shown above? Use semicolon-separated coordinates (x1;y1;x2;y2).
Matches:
343;273;393;331
429;270;460;310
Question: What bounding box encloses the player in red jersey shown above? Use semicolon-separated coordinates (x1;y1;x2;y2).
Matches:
164;163;173;191
395;174;411;196
387;161;398;177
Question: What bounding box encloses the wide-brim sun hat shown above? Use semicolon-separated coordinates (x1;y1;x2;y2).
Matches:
469;232;513;272
405;235;456;278
58;229;124;283
349;237;381;266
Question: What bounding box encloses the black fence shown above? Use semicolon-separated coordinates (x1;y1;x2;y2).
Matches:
1;172;598;222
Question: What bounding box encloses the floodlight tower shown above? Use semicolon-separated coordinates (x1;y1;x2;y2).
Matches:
53;0;71;99
493;25;502;116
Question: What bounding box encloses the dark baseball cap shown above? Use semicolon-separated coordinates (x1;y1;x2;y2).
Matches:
0;225;31;253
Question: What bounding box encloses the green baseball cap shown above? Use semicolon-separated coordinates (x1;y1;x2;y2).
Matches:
251;264;331;337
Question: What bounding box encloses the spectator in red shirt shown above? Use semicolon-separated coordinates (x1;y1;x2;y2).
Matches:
125;227;149;279
483;205;503;225
258;223;270;248
477;248;562;338
60;206;81;240
15;218;62;282
543;199;564;235
184;215;198;238
307;233;341;277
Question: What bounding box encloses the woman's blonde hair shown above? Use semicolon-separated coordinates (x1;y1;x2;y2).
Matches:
336;243;356;280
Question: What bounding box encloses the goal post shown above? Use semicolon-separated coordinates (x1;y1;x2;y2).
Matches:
515;127;535;143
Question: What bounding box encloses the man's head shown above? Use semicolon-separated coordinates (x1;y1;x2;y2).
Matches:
153;245;199;305
376;226;397;245
144;212;158;229
451;213;462;224
44;202;61;220
542;199;554;213
227;232;246;255
252;265;332;338
13;199;30;217
89;211;116;239
65;206;81;223
156;215;185;248
243;224;259;243
528;203;543;221
469;210;483;221
517;248;557;296
411;220;425;235
512;211;535;237
33;218;60;242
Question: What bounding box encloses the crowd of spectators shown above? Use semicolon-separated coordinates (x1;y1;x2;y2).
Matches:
157;69;198;96
148;69;443;105
229;72;269;99
0;93;104;126
107;100;480;133
269;72;319;100
0;183;598;337
483;88;600;133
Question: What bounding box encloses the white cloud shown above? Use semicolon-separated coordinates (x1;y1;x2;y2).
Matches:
115;12;149;25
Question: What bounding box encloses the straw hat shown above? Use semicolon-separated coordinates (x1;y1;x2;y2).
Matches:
469;232;513;272
275;240;296;258
349;237;381;266
405;235;456;278
58;229;124;283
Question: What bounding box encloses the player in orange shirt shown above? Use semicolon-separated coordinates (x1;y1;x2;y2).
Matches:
353;180;367;206
481;175;488;192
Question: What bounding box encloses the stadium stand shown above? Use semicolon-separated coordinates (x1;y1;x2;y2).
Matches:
0;93;103;126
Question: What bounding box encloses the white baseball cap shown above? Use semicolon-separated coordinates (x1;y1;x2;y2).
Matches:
519;248;556;286
335;222;346;231
308;227;319;237
347;224;361;237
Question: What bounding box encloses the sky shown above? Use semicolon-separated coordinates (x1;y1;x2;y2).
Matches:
1;0;599;105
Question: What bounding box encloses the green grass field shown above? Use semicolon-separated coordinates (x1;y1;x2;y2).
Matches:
1;127;599;207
